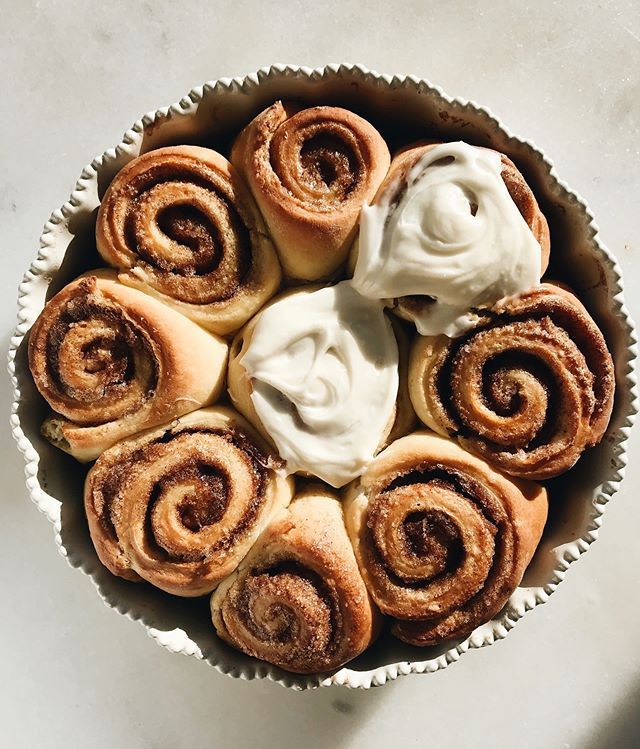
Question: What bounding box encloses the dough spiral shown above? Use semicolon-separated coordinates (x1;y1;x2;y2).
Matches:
345;432;547;646
28;270;228;461
211;487;379;673
408;284;615;479
96;146;281;335
231;101;390;280
84;407;293;595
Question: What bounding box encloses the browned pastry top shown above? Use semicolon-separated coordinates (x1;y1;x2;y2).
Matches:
230;101;390;279
409;283;615;479
345;432;547;646
96;146;281;334
84;407;292;596
29;273;159;426
211;488;379;673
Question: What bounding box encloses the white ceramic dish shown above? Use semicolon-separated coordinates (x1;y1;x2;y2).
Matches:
9;64;637;690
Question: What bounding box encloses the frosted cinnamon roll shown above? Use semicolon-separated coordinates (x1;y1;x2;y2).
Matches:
96;146;281;335
351;141;550;336
227;282;399;487
28;271;228;461
84;407;293;596
211;487;380;673
409;284;615;479
344;432;547;646
231;101;390;280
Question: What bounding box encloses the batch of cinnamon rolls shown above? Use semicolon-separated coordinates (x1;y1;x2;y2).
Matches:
28;100;616;674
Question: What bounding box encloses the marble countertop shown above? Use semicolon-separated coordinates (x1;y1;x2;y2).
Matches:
1;1;639;746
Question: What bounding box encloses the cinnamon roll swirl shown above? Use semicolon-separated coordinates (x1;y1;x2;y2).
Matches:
211;487;380;673
408;284;615;479
344;432;547;646
351;141;550;336
96;146;281;335
231;101;390;280
227;282;399;487
28;270;228;461
84;407;293;596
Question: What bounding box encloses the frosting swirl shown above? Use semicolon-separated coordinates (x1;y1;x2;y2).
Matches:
352;141;544;336
233;282;399;487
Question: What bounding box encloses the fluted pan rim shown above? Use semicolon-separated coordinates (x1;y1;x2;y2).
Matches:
9;63;637;690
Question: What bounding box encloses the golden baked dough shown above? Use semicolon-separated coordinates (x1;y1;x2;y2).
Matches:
383;316;417;446
344;431;548;646
211;486;380;673
96;146;281;336
28;270;228;461
231;101;390;280
408;283;615;479
25;96;620;675
84;406;293;595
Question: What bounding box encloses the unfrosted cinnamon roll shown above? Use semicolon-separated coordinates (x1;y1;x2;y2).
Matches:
28;270;228;461
344;431;547;646
96;146;281;335
409;284;615;479
227;282;399;487
84;407;293;596
211;486;380;673
351;141;550;336
231;101;390;280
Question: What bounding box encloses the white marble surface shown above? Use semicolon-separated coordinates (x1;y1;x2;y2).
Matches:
1;1;639;746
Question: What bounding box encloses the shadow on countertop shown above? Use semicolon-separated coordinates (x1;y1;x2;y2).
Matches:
583;677;640;749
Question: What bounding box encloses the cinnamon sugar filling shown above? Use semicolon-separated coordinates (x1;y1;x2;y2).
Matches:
98;427;268;564
401;510;463;571
362;462;520;640
298;133;360;198
234;560;340;653
269;117;365;206
435;312;588;452
45;296;157;422
116;162;254;303
368;465;502;591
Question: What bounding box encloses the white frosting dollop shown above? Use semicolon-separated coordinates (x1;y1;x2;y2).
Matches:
351;141;542;336
239;282;399;488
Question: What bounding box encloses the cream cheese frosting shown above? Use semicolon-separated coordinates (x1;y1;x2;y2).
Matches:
238;282;399;487
351;141;542;336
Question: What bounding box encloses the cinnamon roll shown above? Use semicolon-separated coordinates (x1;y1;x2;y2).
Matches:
344;431;548;646
84;407;293;596
351;141;550;336
211;486;380;673
96;146;281;335
231;101;390;280
28;270;228;461
409;284;615;479
227;282;399;487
